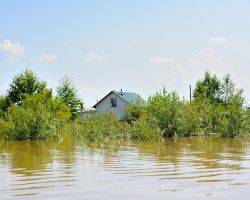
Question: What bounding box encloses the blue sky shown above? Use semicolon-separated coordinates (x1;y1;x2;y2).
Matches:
1;0;250;107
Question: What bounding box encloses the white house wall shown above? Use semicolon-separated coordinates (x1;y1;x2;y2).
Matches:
95;92;128;119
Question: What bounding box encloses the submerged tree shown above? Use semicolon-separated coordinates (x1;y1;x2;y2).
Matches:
57;76;83;120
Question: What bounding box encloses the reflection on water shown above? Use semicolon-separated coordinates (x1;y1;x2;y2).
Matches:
0;137;250;199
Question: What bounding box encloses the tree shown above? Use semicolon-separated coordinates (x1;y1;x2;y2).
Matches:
0;95;11;117
193;72;221;104
57;76;83;120
7;68;46;105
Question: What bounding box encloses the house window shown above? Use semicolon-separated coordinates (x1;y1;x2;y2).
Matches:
110;98;117;107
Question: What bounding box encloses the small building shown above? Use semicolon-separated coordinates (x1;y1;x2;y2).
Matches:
93;90;145;119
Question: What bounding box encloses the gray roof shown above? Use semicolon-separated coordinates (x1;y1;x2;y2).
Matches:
93;90;145;108
113;91;145;104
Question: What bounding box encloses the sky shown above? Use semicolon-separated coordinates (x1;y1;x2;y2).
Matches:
0;0;250;107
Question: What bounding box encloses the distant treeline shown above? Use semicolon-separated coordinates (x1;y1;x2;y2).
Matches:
0;69;249;141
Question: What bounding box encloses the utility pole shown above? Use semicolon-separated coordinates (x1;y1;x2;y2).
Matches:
163;86;166;95
189;85;192;102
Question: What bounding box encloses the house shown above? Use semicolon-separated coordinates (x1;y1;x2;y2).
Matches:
93;89;145;119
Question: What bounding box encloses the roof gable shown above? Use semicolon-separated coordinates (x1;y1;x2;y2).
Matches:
93;90;145;108
113;91;145;104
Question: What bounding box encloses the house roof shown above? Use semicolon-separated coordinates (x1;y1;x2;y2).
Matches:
93;90;145;108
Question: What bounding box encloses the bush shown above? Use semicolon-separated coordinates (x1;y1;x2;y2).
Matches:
0;96;11;118
0;91;71;140
72;111;163;141
124;101;146;124
129;113;163;140
73;111;131;141
178;100;202;136
220;93;246;137
147;91;183;137
246;108;250;133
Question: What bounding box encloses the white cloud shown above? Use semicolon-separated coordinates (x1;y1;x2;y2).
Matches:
0;39;25;63
35;54;58;62
171;64;185;70
150;57;174;64
196;47;216;58
209;37;228;45
187;47;231;77
171;64;188;77
84;52;107;61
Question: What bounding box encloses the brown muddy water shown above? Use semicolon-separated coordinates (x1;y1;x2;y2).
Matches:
0;137;250;200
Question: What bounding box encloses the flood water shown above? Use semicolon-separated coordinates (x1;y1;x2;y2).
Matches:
0;137;250;200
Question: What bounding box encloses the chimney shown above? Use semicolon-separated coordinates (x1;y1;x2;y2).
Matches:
120;89;123;95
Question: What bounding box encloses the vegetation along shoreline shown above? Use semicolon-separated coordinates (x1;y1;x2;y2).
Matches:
0;68;249;141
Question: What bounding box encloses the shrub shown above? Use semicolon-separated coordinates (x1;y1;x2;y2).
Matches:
0;91;71;140
178;101;202;136
0;96;11;118
73;111;131;141
246;108;250;133
220;93;246;137
124;101;146;124
129;113;163;141
147;91;183;137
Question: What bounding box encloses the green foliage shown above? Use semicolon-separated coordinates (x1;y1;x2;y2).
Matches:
72;111;163;141
129;113;163;140
220;93;246;137
178;100;202;136
0;69;249;141
147;91;183;137
0;96;8;118
0;91;71;140
193;72;221;104
221;74;237;104
193;72;241;106
57;76;83;120
191;72;248;137
124;100;145;124
246;108;250;132
7;68;46;105
72;111;130;141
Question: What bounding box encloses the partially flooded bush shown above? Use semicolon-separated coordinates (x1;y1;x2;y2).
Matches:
0;91;71;140
73;111;131;141
0;69;249;141
178;100;202;136
219;93;247;137
146;91;183;137
129;113;163;141
246;108;250;133
124;100;146;124
72;111;163;141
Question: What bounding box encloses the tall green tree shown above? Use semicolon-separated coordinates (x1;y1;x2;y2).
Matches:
193;71;222;104
7;68;46;105
57;76;83;120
